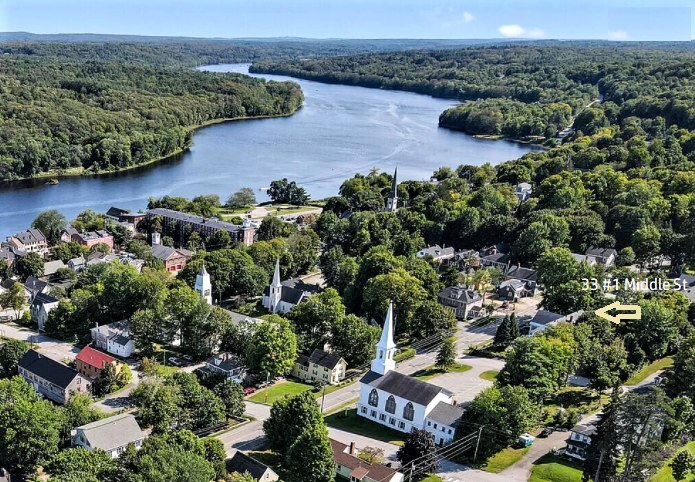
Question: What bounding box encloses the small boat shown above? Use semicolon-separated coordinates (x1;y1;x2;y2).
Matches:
45;178;60;185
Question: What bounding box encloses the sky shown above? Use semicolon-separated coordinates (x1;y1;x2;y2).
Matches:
0;0;692;41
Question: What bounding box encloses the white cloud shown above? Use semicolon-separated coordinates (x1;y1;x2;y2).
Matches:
498;24;526;37
463;11;475;23
608;30;629;40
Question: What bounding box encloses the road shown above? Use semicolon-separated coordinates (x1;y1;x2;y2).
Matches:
0;321;80;362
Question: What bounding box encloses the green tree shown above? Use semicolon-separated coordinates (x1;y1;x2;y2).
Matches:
227;472;256;482
52;242;85;263
285;424;335;482
31;210;66;245
15;252;44;280
632;224;661;268
203;438;228;480
330;314;379;367
263;390;323;454
246;315;298;377
411;300;456;339
669;335;695;401
671;451;694;481
213;378;246;418
362;268;427;335
436;336;456;370
0;339;28;376
62;393;102;439
0;283;27;319
48;447;117;481
130;380;180;434
536;247;580;290
397;428;439;474
493;314;520;348
227;187;256;209
71;209;105;232
287;288;345;352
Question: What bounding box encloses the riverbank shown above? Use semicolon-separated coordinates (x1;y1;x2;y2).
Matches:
0;110;301;184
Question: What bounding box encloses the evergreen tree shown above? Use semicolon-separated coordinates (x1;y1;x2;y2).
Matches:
493;313;520;347
436;336;456;370
582;387;623;482
671;451;694;481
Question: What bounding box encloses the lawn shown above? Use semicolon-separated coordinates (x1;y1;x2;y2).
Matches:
530;455;583;482
479;370;499;382
234;302;269;317
412;363;472;381
248;381;312;405
317;379;356;398
481;447;530;473
651;442;695;482
324;409;406;445
625;357;673;386
420;476;443;482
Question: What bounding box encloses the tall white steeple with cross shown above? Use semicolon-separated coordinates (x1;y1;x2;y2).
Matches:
371;301;397;375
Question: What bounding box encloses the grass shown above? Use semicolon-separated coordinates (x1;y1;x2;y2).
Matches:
625;357;673;386
234;302;269;317
651;442;695;482
316;379;356;398
323;397;359;415
411;362;472;381
324;409;406;445
420;476;443;482
481;447;530;473
479;370;500;382
248;381;313;405
529;455;583;482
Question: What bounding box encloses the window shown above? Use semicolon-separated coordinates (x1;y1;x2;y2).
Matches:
399;421;406;429
385;395;396;414
371;410;376;418
427;421;431;426
361;407;367;414
448;429;452;434
368;389;379;407
434;423;438;429
379;413;386;421
389;417;395;426
403;402;414;421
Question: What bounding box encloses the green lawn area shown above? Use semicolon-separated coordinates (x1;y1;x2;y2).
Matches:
651;442;695;482
530;455;583;482
412;363;472;381
420;476;443;482
234;302;269;317
324;409;406;445
317;379;356;398
625;357;673;386
248;381;312;405
479;370;499;382
481;447;530;473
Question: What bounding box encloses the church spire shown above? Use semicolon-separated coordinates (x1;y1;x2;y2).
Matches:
272;258;281;288
195;263;212;305
268;258;282;314
371;301;397;375
386;167;398;212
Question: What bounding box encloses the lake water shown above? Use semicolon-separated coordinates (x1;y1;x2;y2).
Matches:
0;63;539;237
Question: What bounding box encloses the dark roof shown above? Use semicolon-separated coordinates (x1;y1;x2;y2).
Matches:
18;349;81;389
148;208;245;233
531;310;565;326
438;287;482;304
308;349;344;369
296;354;310;367
0;279;18;290
499;279;526;291
281;278;322;294
330;439;400;482
77;230;112;242
227;451;275;480
111;335;132;347
427;401;466;427
24;277;48;295
11;229;46;244
262;284;307;305
32;292;58;307
360;370;382;385
151;244;186;261
506;265;538;282
585;247;618;259
481;253;508;264
364;370;450;406
205;353;243;372
571;423;597;437
106;207;129;218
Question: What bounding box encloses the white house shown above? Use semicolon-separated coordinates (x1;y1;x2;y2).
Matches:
30;292;59;332
357;303;463;446
261;259;320;314
204;352;246;384
515;182;533;202
416;245;455;263
195;264;212;305
384;167;399;213
72;413;145;458
565;423;596;461
91;320;135;358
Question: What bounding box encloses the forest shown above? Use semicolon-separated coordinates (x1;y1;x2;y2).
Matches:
0;46;303;181
252;43;695;141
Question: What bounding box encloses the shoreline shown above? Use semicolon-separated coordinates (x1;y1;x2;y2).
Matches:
0;110;300;184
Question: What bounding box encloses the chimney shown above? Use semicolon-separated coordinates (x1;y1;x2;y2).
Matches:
349;442;356;456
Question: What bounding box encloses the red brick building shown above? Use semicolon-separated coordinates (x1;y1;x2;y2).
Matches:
75;346;120;381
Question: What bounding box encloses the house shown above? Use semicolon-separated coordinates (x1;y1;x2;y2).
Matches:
292;349;347;385
528;310;584;336
673;273;695;304
479;252;509;270
147;208;256;246
68;256;86;272
31;292;59;332
71;230;114;250
119;212;146;229
86;251;119;267
75;346;120;381
585;247;618;267
565;423;596;461
41;260;66;280
71;413;145;458
498;279;532;301
416;245;455;263
571;253;596;267
515;182;533;202
151;244;193;274
91;321;135;358
24;276;49;300
0;247;16;271
105;207;130;221
358;303;461;443
60;227;80;244
454;249;480;269
262;260;321;314
437;286;483;319
425;401;466;446
5;229;48;256
504;265;538;296
331;438;404;482
0;279;31;304
18;349;91;404
227;451;279;482
204;353;246;383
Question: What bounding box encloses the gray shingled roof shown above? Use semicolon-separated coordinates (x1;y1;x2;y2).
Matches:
308;349;344;369
363;370;451;406
77;413;144;451
506;265;538;282
227;451;276;479
531;310;565;326
427;401;465;427
148;208;244;233
438;287;482;304
19;349;81;389
571;423;597;437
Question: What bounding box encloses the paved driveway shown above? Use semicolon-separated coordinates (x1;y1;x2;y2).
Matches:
427;356;505;403
0;321;79;362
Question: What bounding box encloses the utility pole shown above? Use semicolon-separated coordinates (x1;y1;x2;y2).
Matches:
320;383;327;412
473;425;484;462
264;372;270;404
593;449;605;482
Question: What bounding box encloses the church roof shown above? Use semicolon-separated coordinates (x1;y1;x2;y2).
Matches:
362;370;451;406
427;401;466;427
263;285;306;305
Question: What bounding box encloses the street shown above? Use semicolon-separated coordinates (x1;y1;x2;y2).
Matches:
0;321;79;362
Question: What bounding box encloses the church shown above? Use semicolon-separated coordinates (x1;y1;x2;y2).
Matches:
357;302;465;446
261;259;321;314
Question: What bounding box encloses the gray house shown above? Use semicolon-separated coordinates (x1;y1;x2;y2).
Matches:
72;413;145;458
438;286;483;319
227;451;279;482
18;349;91;404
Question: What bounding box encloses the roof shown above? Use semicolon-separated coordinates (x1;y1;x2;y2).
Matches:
531;310;565;326
24;276;48;294
585;247;618;259
43;260;66;276
499;279;526;291
62;227;79;237
308;349;345;369
11;229;46;245
76;413;144;451
227;451;276;479
438;287;482;304
481;253;508;264
105;207;129;218
151;244;189;261
205;353;244;372
362;370;451;406
147;208;245;233
75;346;115;369
19;349;81;389
506;265;538;282
571;423;597;437
32;291;59;307
517;182;533;191
262;284;308;305
419;245;455;258
427;401;466;427
77;230;112;242
330;439;400;482
281;277;322;294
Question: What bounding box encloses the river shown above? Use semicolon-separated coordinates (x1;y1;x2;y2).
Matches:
0;63;540;238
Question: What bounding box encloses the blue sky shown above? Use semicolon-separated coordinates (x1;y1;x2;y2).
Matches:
0;0;692;40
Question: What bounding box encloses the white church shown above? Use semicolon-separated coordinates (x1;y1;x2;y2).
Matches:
357;302;465;446
261;259;321;314
195;264;212;305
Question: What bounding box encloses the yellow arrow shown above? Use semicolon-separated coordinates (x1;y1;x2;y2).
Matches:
595;301;641;324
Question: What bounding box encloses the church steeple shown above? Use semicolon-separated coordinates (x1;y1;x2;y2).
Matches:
269;258;282;313
386;167;398;212
195;264;212;305
371;301;397;375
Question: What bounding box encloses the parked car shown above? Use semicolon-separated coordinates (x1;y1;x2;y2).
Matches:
538;427;554;438
181;354;194;362
168;356;183;367
244;387;256;395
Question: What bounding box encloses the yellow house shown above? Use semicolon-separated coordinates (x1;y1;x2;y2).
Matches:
292;349;347;385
